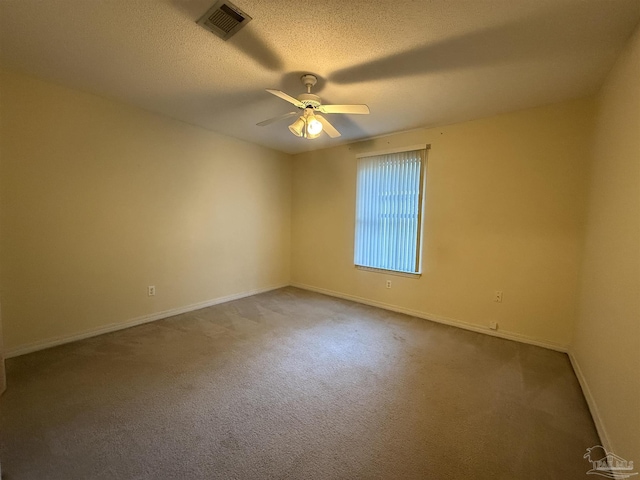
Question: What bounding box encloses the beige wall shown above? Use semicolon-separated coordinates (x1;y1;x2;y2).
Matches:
291;98;594;349
573;24;640;458
0;69;292;354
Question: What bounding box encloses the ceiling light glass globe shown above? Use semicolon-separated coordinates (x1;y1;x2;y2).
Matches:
307;118;323;135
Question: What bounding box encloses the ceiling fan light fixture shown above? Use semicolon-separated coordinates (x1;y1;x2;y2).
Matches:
300;106;323;139
307;117;323;135
259;74;369;140
288;117;305;137
305;129;321;140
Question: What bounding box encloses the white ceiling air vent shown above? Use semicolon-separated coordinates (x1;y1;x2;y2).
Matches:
196;1;252;41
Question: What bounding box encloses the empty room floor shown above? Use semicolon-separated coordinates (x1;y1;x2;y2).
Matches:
0;287;599;479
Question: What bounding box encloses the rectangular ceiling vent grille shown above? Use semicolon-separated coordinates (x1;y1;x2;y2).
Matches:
197;1;252;41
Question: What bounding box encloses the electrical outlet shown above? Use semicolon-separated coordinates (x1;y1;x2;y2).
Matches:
386;280;392;289
490;321;498;330
494;291;503;303
148;286;156;296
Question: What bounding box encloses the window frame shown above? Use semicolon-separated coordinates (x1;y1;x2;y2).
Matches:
353;144;429;276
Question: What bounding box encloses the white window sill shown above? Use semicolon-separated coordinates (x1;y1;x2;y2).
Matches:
355;265;422;279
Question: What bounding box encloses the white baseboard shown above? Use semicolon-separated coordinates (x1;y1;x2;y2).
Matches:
291;282;569;352
7;282;569;358
568;351;612;453
5;284;288;358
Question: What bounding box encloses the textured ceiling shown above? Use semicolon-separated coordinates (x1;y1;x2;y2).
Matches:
1;0;639;154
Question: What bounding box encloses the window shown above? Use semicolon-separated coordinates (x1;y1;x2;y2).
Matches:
354;146;426;274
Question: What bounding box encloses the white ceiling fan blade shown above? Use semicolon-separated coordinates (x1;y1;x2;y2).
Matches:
256;111;299;126
318;104;370;114
266;89;304;108
316;115;341;138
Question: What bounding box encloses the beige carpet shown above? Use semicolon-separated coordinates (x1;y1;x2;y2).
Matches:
0;287;599;479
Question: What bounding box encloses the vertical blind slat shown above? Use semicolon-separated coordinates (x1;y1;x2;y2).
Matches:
401;155;409;271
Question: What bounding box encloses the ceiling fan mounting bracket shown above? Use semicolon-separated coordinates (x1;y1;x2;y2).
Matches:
300;74;318;90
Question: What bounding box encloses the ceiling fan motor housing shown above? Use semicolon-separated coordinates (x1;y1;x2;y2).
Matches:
297;93;321;109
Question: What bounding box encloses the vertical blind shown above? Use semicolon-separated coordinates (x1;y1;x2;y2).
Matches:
354;149;424;273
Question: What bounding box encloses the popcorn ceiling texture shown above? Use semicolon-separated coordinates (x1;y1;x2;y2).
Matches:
0;0;638;154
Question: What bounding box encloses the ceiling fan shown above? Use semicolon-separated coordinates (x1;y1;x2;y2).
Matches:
257;74;370;139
